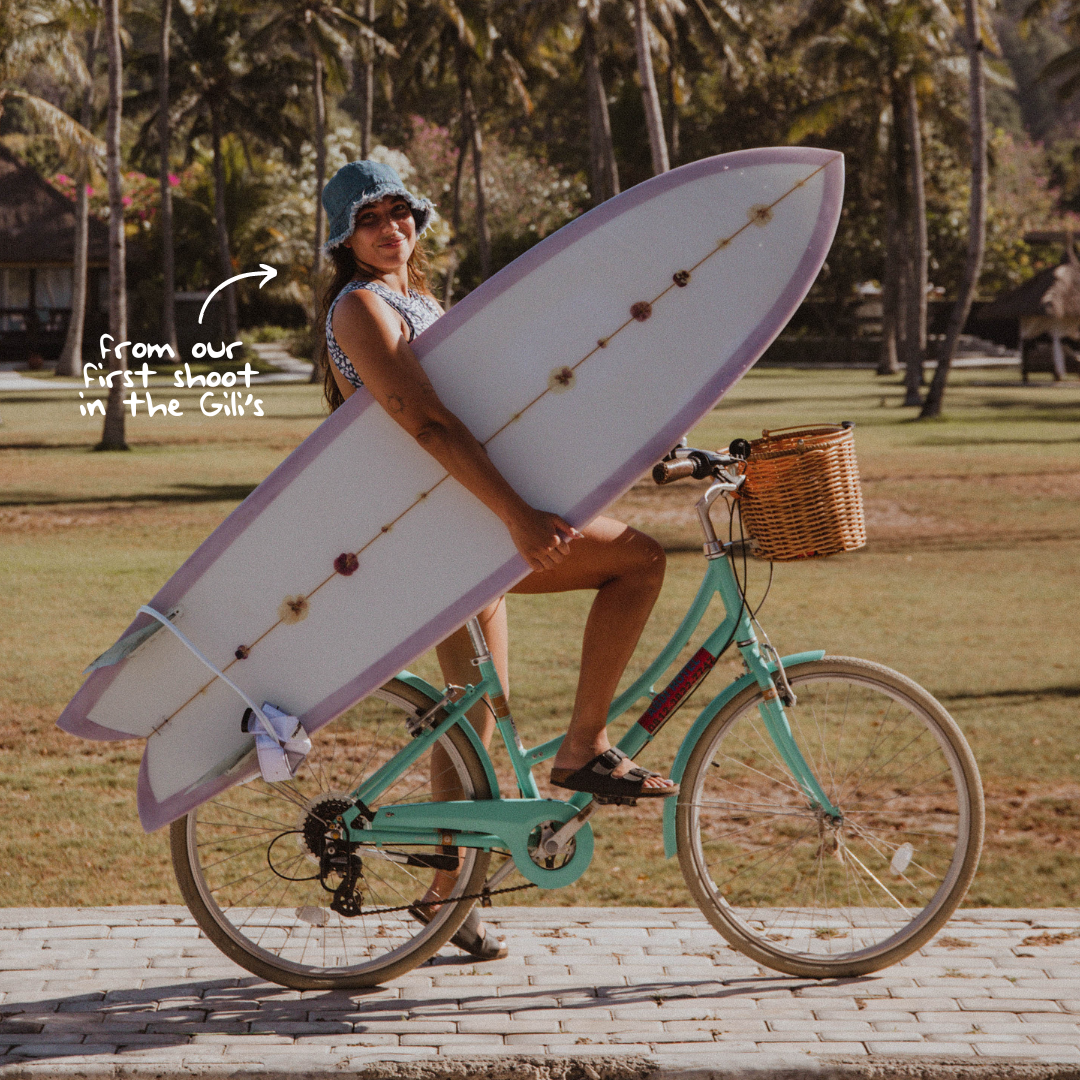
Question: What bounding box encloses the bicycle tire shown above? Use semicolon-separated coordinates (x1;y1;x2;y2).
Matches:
171;677;493;989
676;656;983;977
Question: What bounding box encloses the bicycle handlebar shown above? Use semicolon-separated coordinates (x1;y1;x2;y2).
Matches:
652;439;751;485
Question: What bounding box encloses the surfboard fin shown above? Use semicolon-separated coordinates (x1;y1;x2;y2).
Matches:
84;607;182;673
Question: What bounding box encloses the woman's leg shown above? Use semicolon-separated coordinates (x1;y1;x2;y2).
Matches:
511;516;668;786
424;597;508;903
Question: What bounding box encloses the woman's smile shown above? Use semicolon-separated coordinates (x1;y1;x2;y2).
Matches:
343;196;417;276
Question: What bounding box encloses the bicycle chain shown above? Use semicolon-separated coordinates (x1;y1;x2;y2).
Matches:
351;879;537;918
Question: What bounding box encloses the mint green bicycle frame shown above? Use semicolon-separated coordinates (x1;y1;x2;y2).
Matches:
340;482;838;889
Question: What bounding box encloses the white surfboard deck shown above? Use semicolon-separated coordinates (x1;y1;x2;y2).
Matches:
58;147;844;831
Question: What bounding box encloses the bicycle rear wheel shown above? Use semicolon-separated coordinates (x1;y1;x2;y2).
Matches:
677;657;983;977
171;678;493;989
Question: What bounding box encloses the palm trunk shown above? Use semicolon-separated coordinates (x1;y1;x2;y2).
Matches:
901;75;927;407
98;0;127;451
57;169;89;377
632;0;669;175
582;17;619;206
311;44;326;276
442;125;470;307
666;29;680;165
210;108;239;343
158;0;178;357
878;192;901;375
57;30;96;379
460;76;490;281
921;0;986;419
309;41;328;383
359;0;374;157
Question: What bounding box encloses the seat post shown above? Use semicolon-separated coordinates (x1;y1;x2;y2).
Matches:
465;617;491;663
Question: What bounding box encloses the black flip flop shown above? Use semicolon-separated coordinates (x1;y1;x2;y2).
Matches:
549;747;679;804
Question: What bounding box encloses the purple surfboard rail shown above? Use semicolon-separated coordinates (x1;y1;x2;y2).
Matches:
56;146;844;831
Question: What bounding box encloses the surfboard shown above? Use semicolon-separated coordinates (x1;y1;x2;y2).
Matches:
58;146;844;831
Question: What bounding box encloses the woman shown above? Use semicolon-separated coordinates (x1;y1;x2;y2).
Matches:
319;160;675;959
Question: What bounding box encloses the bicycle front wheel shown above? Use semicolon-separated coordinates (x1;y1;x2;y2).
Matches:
677;657;983;977
171;678;494;989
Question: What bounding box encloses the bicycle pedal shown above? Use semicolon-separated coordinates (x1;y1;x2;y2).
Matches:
595;795;638;807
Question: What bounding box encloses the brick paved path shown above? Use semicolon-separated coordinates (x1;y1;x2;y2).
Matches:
2;906;1080;1077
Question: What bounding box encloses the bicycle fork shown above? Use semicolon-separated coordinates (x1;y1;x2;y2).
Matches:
698;479;841;822
735;627;841;821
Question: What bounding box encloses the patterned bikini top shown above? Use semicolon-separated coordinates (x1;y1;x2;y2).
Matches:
326;279;444;389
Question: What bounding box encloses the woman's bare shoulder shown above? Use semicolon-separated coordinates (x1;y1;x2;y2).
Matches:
334;283;394;321
332;284;404;342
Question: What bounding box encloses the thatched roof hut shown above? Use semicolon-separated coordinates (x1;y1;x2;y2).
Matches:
974;238;1080;381
0;143;109;363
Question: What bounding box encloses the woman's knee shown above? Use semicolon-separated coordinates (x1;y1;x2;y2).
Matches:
625;528;666;586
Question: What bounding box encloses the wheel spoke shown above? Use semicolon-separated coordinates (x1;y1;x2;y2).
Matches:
678;661;982;976
172;681;492;988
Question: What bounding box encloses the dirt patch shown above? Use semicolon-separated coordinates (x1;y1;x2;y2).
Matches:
935;936;975;949
863;498;964;538
606;471;1080;552
0;504;227;534
1022;931;1080;946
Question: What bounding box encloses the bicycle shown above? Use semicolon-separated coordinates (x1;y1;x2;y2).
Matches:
171;438;984;989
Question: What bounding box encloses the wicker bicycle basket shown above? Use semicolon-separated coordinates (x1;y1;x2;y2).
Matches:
736;424;866;561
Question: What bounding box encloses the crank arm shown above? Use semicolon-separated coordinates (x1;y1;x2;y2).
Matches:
540;804;595;857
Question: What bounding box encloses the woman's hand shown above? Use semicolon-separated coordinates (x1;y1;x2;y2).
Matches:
504;506;583;572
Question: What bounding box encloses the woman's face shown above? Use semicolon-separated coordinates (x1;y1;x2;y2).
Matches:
343;195;417;274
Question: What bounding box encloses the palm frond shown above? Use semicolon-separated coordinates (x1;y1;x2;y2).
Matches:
5;88;104;167
1041;44;1080;81
498;45;533;112
786;88;861;142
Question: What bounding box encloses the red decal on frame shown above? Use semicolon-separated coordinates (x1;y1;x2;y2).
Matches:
637;647;716;735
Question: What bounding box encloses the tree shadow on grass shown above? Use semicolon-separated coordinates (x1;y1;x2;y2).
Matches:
915;435;1080;448
939;685;1080;703
1;483;259;509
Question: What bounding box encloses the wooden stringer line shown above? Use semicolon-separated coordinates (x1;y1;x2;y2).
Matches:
148;161;831;741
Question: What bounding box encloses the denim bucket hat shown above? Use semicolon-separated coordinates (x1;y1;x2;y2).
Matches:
322;160;435;253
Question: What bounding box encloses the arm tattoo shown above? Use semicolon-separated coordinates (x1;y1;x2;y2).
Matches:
386;394;405;414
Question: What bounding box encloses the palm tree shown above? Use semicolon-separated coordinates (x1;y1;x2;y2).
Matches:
921;0;990;418
56;20;101;380
99;0;126;449
1024;0;1080;94
513;0;619;206
790;0;959;405
157;0;178;358
257;1;391;276
633;0;669;174
154;0;306;342
395;0;533;284
0;0;106;385
581;6;619;204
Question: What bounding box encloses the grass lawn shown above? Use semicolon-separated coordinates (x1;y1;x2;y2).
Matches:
1;366;1078;910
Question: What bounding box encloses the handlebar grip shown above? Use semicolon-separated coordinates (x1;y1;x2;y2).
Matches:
652;459;697;484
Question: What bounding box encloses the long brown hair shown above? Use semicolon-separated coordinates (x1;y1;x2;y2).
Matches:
319;239;434;413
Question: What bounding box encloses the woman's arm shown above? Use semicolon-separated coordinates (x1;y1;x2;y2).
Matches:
331;289;579;571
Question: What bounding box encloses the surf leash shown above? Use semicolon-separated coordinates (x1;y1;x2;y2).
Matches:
136;604;311;781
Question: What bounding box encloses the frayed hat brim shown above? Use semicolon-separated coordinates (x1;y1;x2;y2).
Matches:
324;184;435;253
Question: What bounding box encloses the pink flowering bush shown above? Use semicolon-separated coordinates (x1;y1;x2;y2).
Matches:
48;167;200;236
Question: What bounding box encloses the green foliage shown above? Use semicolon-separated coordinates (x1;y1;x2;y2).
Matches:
8;0;1080;322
